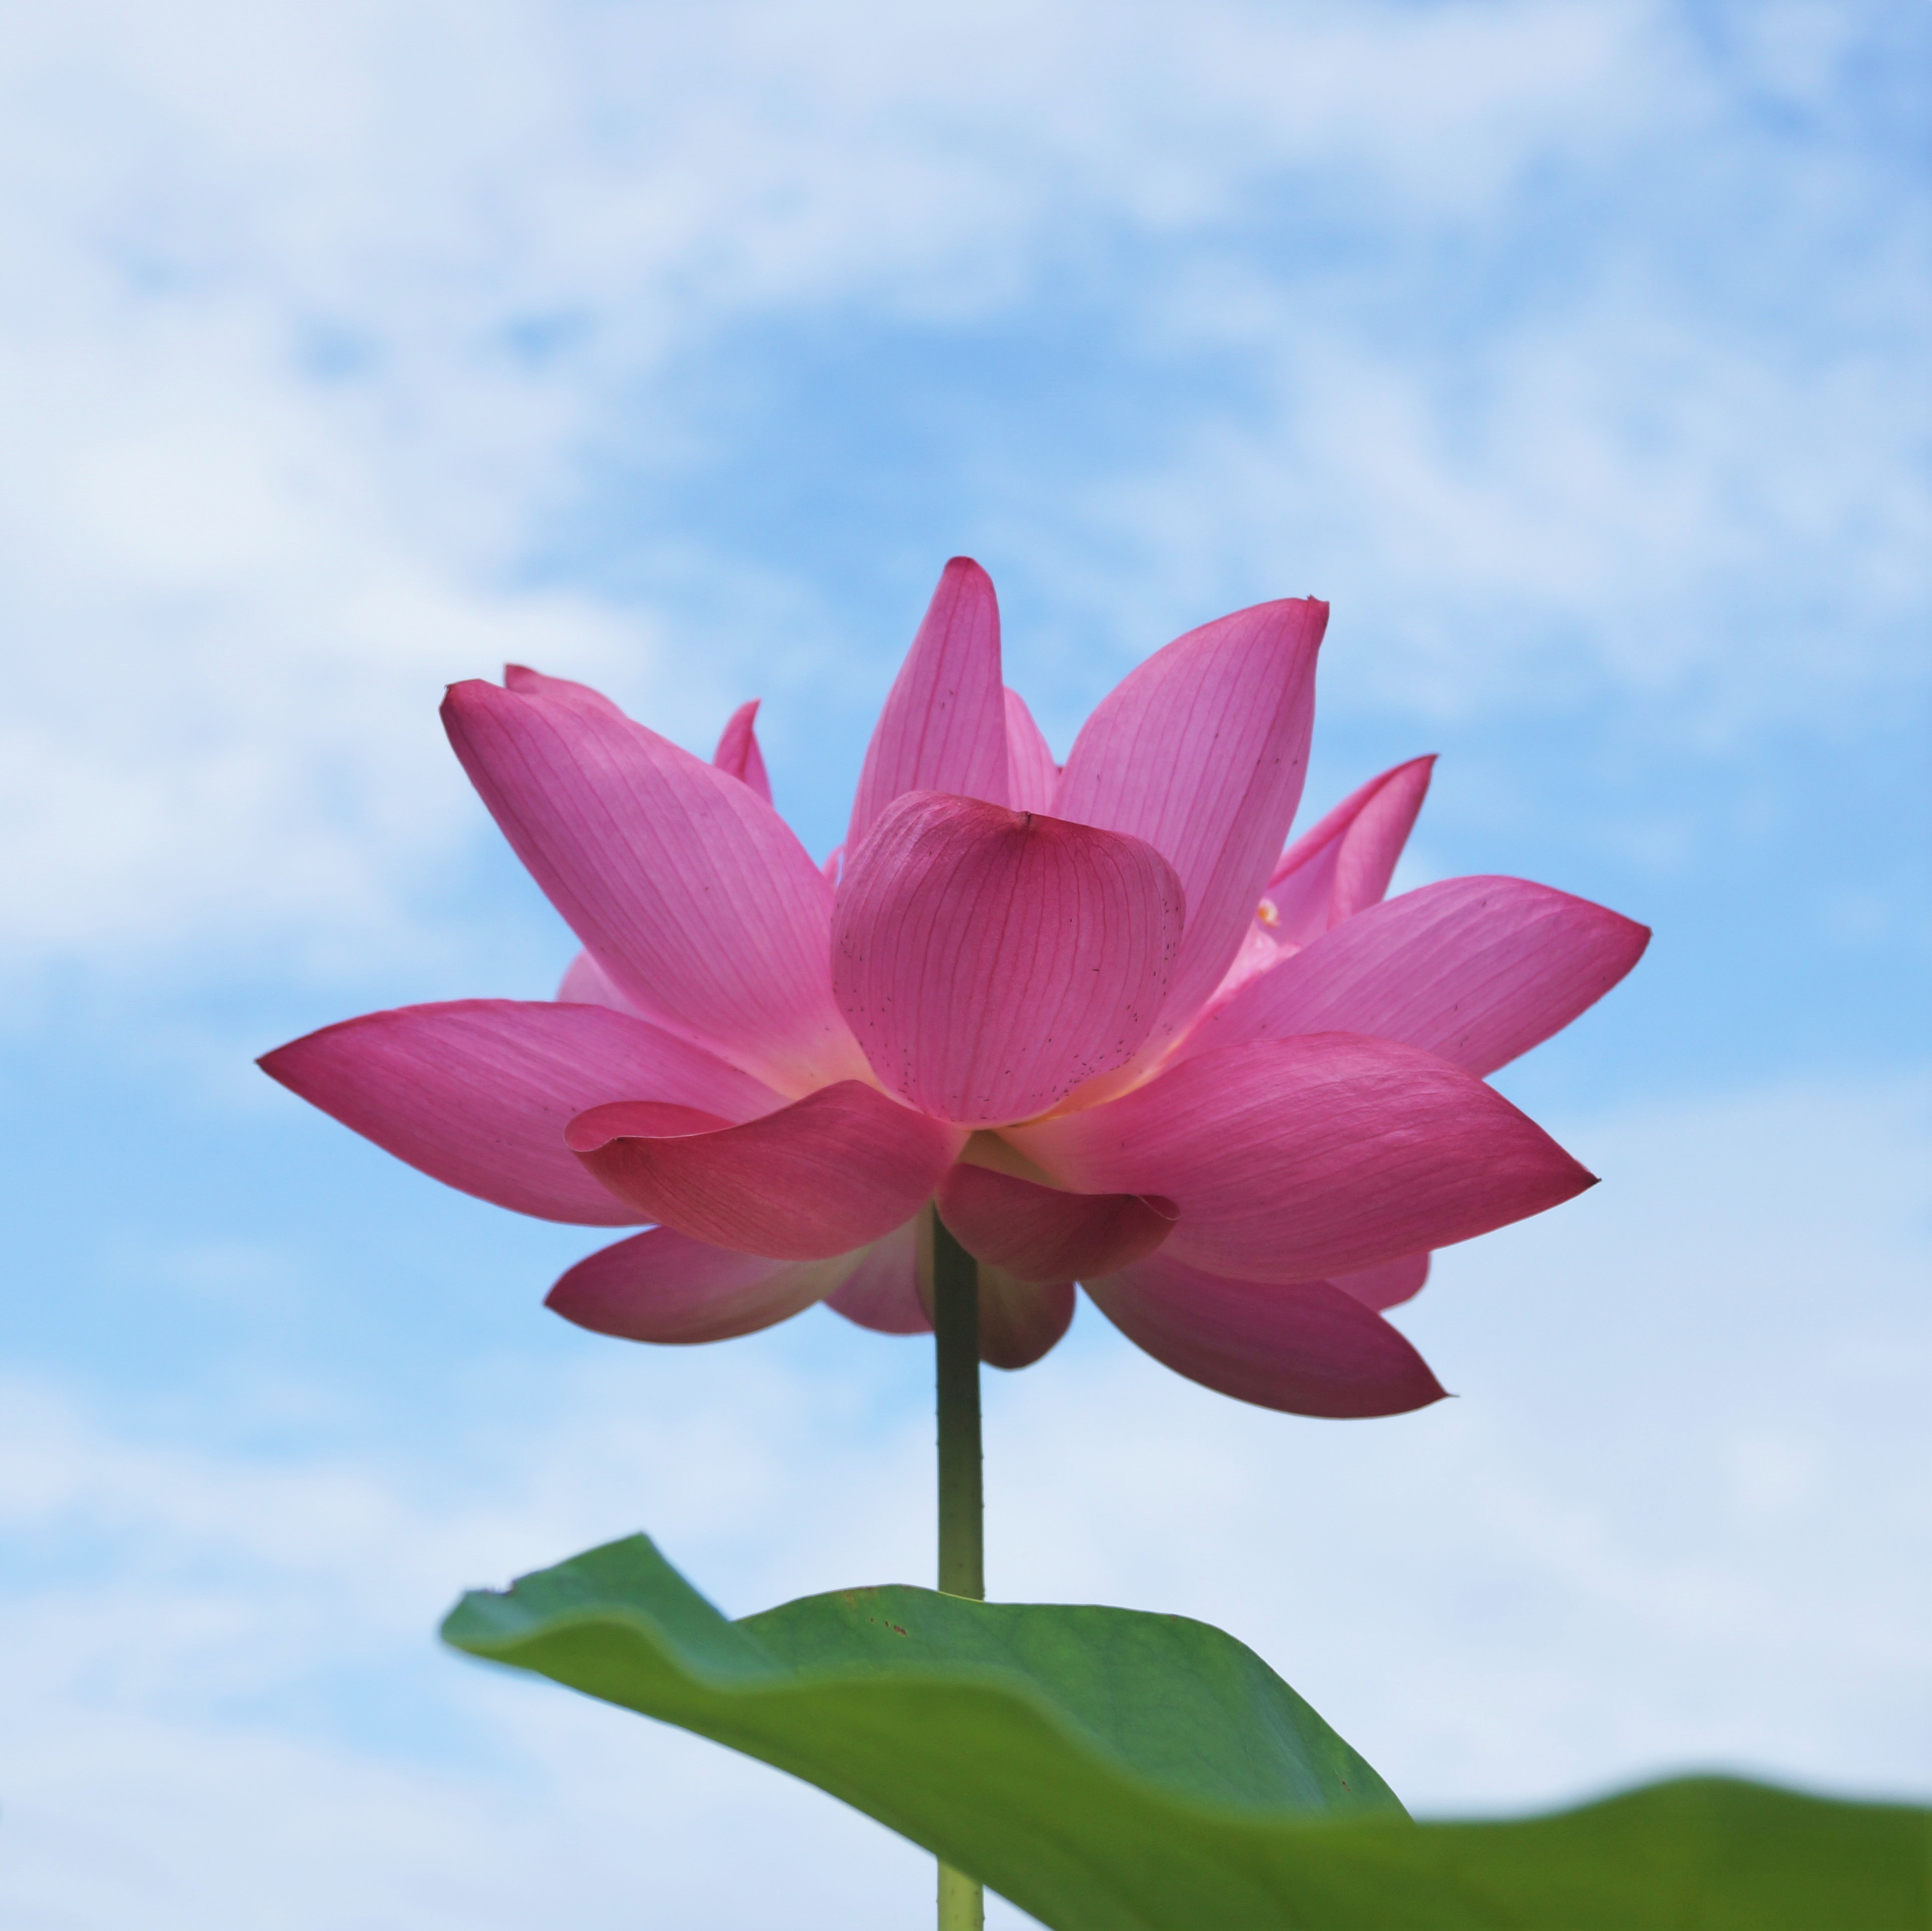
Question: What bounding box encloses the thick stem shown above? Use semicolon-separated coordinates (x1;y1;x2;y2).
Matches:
930;1206;985;1930
931;1207;985;1601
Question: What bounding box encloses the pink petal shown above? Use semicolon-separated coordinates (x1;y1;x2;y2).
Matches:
259;1000;782;1227
1004;688;1059;813
824;1219;929;1334
1086;1255;1447;1417
935;1163;1173;1282
546;1226;847;1344
846;557;1008;851
832;792;1185;1125
978;1269;1076;1370
1053;596;1326;1054
442;675;865;1093
1008;1034;1594;1284
565;1080;963;1259
712;699;773;804
556;949;637;1011
1182;876;1652;1077
1332;1251;1430;1312
1266;756;1434;946
504;663;629;720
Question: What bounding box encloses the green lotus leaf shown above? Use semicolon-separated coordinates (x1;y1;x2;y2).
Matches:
442;1535;1927;1929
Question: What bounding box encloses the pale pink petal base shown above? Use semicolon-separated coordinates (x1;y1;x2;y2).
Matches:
1087;1254;1447;1417
547;1227;849;1344
567;1082;963;1259
935;1163;1173;1282
824;1221;928;1334
978;1269;1076;1370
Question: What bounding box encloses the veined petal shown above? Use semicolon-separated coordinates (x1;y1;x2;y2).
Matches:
825;1219;928;1335
935;1164;1173;1282
546;1227;847;1344
442;675;865;1093
846;557;1008;850
1182;876;1651;1077
712;698;773;803
1086;1257;1447;1418
566;1081;963;1260
833;792;1184;1125
1266;756;1434;946
1332;1251;1429;1312
259;1000;782;1226
1054;597;1324;1047
1004;687;1059;813
1008;1034;1594;1284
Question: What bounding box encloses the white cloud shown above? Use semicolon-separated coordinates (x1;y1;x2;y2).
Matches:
0;0;1921;987
2;1069;1926;1925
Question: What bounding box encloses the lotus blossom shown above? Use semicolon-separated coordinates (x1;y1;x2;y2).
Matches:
262;559;1646;1418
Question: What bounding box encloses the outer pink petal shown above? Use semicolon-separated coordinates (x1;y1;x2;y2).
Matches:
546;1227;848;1344
1181;876;1652;1077
1053;597;1324;1051
504;663;629;719
935;1164;1173;1282
1266;756;1434;946
566;1081;964;1260
712;698;773;803
442;675;865;1093
832;792;1184;1125
1086;1256;1446;1417
1004;688;1059;813
259;1000;783;1226
846;557;1008;850
825;1219;929;1334
1008;1034;1594;1284
1332;1251;1429;1312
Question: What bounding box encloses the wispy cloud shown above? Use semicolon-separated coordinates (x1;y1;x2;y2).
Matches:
1;0;1921;988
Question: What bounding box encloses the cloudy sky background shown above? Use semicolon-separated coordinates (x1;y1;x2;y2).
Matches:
2;1;1927;1924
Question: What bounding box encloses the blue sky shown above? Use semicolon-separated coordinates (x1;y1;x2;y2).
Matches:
2;2;1927;1925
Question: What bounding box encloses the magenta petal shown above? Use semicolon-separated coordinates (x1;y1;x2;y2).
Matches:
1185;875;1652;1077
1054;597;1325;1048
711;698;773;804
1332;1250;1430;1312
566;1080;963;1260
1009;1034;1595;1283
259;1000;782;1226
1086;1255;1447;1417
824;1220;928;1334
833;792;1185;1125
846;557;1008;851
1267;756;1434;946
546;1227;847;1344
936;1164;1173;1282
442;676;863;1093
1004;688;1059;813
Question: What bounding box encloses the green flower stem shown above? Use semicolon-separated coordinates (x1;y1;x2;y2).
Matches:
930;1205;985;1929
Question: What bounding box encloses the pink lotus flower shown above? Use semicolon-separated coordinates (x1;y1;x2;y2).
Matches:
262;560;1646;1417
